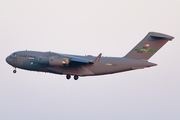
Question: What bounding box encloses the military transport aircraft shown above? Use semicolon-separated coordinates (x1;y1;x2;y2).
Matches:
6;32;174;80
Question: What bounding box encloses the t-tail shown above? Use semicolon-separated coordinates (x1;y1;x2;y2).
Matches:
124;32;174;60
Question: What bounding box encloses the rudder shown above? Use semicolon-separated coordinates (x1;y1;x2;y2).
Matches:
124;32;174;60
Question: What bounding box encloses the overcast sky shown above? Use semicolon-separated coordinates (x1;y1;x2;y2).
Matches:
0;0;180;120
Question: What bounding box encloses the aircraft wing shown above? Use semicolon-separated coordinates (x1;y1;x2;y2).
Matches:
50;52;94;64
70;57;93;64
67;53;102;64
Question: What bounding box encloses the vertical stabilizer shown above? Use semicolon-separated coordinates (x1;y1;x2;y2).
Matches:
124;32;174;60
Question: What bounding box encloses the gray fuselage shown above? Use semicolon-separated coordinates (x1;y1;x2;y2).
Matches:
6;51;156;76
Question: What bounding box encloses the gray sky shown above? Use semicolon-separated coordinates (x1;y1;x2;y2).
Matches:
0;0;180;120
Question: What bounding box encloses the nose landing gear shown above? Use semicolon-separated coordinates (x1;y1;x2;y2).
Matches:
13;68;17;73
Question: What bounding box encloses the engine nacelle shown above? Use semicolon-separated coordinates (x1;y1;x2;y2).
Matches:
49;57;67;66
38;56;49;65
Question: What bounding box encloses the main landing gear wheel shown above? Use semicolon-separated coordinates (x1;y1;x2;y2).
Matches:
66;74;71;80
74;75;79;80
13;70;17;73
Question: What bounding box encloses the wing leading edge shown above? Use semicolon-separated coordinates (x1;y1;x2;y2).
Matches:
70;57;93;64
50;52;102;64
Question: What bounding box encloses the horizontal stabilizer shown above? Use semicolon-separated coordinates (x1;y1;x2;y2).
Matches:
150;35;173;39
150;33;174;41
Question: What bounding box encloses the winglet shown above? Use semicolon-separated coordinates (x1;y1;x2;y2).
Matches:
94;53;102;62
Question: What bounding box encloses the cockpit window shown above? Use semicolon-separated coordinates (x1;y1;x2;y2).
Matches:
13;54;17;57
10;53;17;57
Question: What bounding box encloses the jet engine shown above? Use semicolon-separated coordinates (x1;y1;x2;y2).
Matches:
38;56;68;66
49;57;68;66
38;56;49;65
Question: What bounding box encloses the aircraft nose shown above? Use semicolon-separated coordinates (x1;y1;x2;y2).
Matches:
6;56;10;64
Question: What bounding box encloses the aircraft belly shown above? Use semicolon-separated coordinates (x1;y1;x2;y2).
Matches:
89;63;123;75
47;66;94;76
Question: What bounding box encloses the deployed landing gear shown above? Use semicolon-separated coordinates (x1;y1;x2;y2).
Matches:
66;74;79;80
13;70;17;73
66;74;71;80
74;75;79;80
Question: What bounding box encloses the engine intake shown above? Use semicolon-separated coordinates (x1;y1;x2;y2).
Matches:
38;56;49;65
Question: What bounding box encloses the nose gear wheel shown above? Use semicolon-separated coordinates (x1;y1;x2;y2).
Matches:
13;70;17;73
